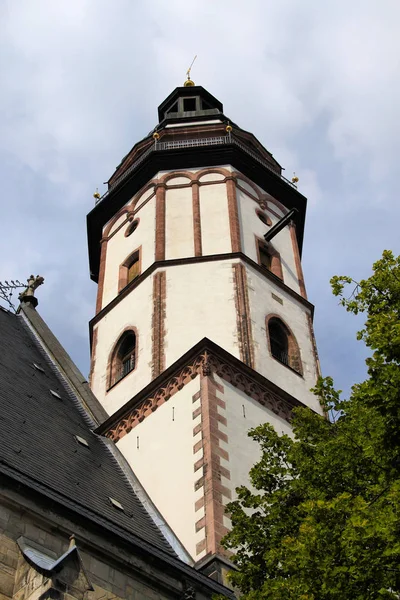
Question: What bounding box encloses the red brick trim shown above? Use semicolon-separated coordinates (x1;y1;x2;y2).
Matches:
151;271;166;378
234;171;289;217
306;312;321;377
265;314;303;376
197;167;232;180
118;246;142;293
265;195;288;217
192;182;202;256
290;221;307;299
196;539;207;555
103;182;156;239
99;346;304;441
95;239;107;314
106;326;139;391
89;326;98;387
160;170;196;185
232;264;255;368
234;173;262;199
235;182;284;221
226;178;242;253
155;185;166;261
195;497;205;512
198;374;231;556
193;423;202;437
255;236;283;281
103;208;131;239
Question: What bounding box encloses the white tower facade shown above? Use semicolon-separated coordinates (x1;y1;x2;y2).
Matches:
88;84;321;579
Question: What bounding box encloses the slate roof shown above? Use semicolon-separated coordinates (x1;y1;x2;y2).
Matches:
0;306;174;556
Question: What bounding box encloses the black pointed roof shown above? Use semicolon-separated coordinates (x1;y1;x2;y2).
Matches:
0;306;173;555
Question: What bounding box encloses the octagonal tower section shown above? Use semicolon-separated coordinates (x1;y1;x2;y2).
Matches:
89;84;322;573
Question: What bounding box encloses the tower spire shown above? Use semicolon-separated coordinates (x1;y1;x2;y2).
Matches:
184;55;197;87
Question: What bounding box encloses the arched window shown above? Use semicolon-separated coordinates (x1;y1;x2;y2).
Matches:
119;248;141;292
257;240;283;280
267;317;302;374
109;330;137;388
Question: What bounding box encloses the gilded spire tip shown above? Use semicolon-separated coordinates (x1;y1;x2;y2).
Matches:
184;55;197;87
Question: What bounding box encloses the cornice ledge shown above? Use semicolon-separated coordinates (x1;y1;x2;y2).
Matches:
95;338;304;443
90;253;314;341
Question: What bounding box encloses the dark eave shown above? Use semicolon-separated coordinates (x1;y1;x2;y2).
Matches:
87;142;307;281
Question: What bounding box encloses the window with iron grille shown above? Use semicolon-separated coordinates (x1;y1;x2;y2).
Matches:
267;317;302;375
269;320;289;366
109;331;137;388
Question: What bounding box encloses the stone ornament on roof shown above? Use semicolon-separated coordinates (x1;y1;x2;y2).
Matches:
19;274;44;307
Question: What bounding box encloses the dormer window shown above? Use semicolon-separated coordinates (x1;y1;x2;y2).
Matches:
183;97;196;112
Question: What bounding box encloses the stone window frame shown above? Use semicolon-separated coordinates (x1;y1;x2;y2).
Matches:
265;314;303;376
118;246;142;292
256;209;272;227
107;327;138;391
124;216;140;238
255;236;283;280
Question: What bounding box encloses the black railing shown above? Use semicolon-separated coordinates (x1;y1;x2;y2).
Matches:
95;133;297;205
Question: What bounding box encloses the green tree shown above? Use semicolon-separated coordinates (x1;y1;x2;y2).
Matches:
222;250;400;599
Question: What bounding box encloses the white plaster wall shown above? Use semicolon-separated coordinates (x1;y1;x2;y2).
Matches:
246;263;322;413
165;187;194;259
102;198;155;308
164;260;239;368
237;187;301;295
199;183;231;255
166;176;192;185
117;377;205;560
91;276;153;415
198;172;225;182
216;375;293;508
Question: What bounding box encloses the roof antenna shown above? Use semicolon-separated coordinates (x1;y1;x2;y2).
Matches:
184;55;197;87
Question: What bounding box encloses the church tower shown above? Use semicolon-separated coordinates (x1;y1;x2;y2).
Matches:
87;80;322;580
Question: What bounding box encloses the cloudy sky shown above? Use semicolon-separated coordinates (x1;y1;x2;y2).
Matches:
1;0;399;400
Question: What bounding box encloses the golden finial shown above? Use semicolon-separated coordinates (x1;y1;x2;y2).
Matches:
93;188;101;200
184;55;197;87
153;131;160;140
226;123;232;133
292;172;299;185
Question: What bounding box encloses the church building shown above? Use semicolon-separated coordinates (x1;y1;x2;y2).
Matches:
0;77;321;599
